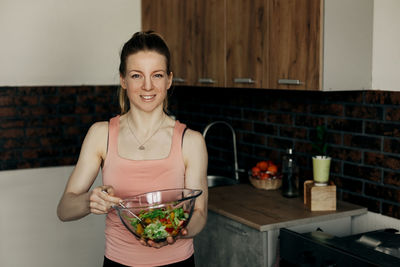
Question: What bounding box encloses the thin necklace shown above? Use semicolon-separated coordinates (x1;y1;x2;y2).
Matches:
126;115;166;150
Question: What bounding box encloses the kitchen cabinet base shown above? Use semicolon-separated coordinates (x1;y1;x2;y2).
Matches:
194;210;269;267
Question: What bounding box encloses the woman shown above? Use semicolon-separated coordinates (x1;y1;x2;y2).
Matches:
57;31;208;266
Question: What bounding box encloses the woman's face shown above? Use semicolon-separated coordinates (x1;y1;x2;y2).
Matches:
120;50;172;113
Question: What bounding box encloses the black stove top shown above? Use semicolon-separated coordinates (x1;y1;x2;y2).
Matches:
340;228;400;260
280;228;400;267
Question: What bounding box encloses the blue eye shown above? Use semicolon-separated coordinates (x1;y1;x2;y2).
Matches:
131;74;141;79
154;73;164;78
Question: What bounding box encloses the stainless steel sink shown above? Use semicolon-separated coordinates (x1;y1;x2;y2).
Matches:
207;175;239;187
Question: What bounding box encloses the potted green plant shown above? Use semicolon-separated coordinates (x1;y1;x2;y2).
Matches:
311;125;331;186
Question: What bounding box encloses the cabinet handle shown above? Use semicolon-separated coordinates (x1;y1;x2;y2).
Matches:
224;224;248;236
198;78;216;84
234;78;255;84
278;79;304;85
173;77;186;83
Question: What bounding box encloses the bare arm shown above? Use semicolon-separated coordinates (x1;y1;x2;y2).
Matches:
182;129;208;238
57;122;121;221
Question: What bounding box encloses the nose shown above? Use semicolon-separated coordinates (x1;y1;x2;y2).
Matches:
143;76;153;91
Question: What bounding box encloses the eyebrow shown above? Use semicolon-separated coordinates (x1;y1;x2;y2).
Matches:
128;69;167;74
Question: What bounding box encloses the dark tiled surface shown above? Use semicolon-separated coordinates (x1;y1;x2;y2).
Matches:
170;87;400;219
0;86;119;170
1;85;400;219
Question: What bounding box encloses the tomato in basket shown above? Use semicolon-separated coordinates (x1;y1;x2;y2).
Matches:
259;172;270;180
256;161;269;171
251;166;261;177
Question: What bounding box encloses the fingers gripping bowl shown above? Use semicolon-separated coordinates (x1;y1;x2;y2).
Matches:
113;188;202;243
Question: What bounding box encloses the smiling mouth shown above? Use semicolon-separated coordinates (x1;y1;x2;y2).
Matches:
141;95;156;101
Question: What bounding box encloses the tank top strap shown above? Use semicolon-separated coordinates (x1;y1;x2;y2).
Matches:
171;120;187;155
107;115;120;156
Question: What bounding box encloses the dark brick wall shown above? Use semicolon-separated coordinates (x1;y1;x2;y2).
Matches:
0;86;119;169
1;85;399;219
169;86;400;219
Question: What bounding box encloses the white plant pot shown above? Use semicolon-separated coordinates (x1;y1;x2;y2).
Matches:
312;156;331;186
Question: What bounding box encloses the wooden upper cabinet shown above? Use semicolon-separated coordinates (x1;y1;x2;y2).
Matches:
226;0;267;88
142;0;196;86
267;0;321;90
267;0;373;91
142;0;373;91
194;0;225;87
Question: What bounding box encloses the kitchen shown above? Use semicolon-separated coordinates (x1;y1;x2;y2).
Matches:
1;0;399;266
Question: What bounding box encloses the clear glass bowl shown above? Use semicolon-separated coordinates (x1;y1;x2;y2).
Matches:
113;188;202;242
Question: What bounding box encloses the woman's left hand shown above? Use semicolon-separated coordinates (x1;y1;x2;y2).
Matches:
140;228;188;249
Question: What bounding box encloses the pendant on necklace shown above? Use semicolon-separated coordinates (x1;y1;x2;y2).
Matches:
138;145;145;150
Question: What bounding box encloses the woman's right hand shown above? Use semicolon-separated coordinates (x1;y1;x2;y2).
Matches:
89;185;121;215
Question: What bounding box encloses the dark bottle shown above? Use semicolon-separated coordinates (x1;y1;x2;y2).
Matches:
282;148;299;198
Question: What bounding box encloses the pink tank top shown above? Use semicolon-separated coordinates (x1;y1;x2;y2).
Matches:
102;116;193;266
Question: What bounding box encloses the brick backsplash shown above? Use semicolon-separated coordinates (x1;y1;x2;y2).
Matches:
170;87;400;219
1;85;399;219
0;86;119;169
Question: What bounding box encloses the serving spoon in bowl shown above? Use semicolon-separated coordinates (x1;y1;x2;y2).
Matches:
101;190;145;226
116;202;146;226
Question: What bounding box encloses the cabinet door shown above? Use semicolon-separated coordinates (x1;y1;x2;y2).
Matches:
226;0;267;88
218;218;267;267
267;0;321;90
193;0;226;87
194;211;268;267
141;0;196;85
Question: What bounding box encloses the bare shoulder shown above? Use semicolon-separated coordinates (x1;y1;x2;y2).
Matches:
88;121;109;134
81;121;109;158
86;121;109;144
182;128;207;161
182;128;206;147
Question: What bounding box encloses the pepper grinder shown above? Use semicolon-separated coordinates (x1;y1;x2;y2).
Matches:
282;148;299;198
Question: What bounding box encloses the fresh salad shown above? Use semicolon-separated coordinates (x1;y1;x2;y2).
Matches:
127;206;190;241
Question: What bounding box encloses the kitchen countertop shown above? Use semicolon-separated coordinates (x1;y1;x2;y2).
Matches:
208;184;368;232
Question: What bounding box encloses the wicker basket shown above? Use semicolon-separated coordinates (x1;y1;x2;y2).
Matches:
249;176;282;190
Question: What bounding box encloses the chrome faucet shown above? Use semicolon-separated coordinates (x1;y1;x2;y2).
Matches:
202;121;244;182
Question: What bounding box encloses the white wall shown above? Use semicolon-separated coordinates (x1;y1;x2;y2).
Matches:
0;166;105;267
372;0;400;91
0;0;141;86
1;0;399;90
